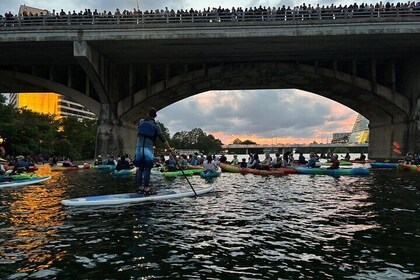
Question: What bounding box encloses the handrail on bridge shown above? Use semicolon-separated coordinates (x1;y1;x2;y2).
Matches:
1;8;420;27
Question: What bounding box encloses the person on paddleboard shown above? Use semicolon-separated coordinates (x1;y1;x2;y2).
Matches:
135;107;172;195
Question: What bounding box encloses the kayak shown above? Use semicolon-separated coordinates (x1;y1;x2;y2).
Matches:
163;168;203;178
51;163;90;171
200;167;222;178
219;163;241;173
397;163;419;172
370;162;398;169
9;173;37;180
295;167;370;176
322;160;353;166
91;164;116;170
113;167;136;177
61;186;214;206
240;167;297;176
0;176;51;188
349;159;375;164
219;163;296;175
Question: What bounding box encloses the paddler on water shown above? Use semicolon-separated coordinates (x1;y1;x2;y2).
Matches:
135;107;172;195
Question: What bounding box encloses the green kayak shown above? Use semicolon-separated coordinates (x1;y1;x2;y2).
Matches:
163;168;203;178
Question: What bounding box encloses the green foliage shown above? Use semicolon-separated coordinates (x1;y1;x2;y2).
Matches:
169;128;222;154
0;100;97;159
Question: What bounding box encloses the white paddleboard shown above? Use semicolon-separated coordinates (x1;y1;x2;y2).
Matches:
61;186;214;206
0;176;52;188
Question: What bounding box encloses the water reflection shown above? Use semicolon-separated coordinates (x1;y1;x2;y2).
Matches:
0;167;67;274
0;168;418;279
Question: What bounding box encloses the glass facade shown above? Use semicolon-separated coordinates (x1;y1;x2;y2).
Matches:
10;93;96;120
348;114;370;144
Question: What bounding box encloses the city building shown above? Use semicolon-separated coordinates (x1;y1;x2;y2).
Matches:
9;93;97;121
348;114;370;144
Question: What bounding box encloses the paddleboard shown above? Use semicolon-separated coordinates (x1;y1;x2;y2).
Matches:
61;186;214;206
0;176;51;188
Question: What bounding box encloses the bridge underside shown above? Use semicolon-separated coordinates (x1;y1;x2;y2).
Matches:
0;29;419;159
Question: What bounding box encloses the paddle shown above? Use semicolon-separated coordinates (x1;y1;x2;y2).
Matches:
169;150;197;196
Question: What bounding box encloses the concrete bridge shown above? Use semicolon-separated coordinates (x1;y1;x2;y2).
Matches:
0;10;419;160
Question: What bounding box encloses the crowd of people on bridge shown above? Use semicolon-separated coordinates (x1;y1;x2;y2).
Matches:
2;1;420;25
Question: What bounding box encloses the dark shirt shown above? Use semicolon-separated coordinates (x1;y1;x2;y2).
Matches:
116;159;131;171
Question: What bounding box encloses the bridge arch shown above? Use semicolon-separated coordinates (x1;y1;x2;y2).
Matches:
119;62;409;126
0;69;101;115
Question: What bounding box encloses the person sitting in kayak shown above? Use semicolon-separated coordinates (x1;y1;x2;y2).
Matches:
94;155;103;165
355;153;366;161
62;158;75;167
165;154;177;171
260;152;272;170
240;158;247;168
412;153;419;165
404;152;414;164
247;153;260;169
327;154;340;169
306;152;318;168
230;154;239;165
203;155;218;172
298;153;306;164
12;155;30;173
116;155;131;171
344;152;351;161
272;153;283;168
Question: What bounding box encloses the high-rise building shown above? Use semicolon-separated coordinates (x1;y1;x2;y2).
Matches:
348;114;370;144
9;93;97;120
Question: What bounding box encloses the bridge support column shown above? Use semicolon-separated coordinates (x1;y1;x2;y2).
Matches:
369;57;420;161
95;104;137;158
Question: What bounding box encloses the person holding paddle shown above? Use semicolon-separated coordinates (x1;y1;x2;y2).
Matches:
135;107;172;195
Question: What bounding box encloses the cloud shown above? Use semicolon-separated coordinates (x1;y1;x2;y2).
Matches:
158;89;357;144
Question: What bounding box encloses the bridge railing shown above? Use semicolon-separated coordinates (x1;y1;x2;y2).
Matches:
1;8;420;27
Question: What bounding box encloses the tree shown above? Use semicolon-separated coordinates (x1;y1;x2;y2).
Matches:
241;139;257;145
233;138;242;144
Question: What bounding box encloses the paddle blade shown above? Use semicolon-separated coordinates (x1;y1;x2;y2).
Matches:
393;141;401;149
393;148;402;155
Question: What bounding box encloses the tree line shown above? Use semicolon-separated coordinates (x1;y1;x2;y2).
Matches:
0;95;223;159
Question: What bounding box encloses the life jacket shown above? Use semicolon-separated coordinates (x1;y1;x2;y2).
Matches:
138;118;157;139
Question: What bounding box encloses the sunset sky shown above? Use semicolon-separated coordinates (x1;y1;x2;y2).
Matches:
0;0;366;144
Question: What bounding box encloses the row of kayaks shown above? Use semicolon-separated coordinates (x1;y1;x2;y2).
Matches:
219;163;369;176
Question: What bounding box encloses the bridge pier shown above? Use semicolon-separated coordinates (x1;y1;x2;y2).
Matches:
95;106;137;158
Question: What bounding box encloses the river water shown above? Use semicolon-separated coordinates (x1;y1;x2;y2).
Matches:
0;163;419;279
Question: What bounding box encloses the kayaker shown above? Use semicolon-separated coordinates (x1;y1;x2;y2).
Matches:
344;152;351;161
203;155;217;172
260;152;272;170
298;153;306;164
230;154;239;165
356;153;366;161
62;158;75;167
94;155;103;165
272;153;283;168
116;155;131;171
306;152;318;168
327;154;340;169
247;153;260;169
13;155;30;173
135;107;172;195
404;153;413;164
412;153;419;165
240;158;247;168
165;154;177;171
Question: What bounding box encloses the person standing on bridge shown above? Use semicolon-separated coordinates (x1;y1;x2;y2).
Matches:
135;107;172;195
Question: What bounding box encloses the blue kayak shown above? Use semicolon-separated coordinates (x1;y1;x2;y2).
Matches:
370;162;397;169
200;167;222;178
295;167;369;176
92;164;116;170
113;167;136;177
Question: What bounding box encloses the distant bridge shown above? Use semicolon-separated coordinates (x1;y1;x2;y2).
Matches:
222;143;369;154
